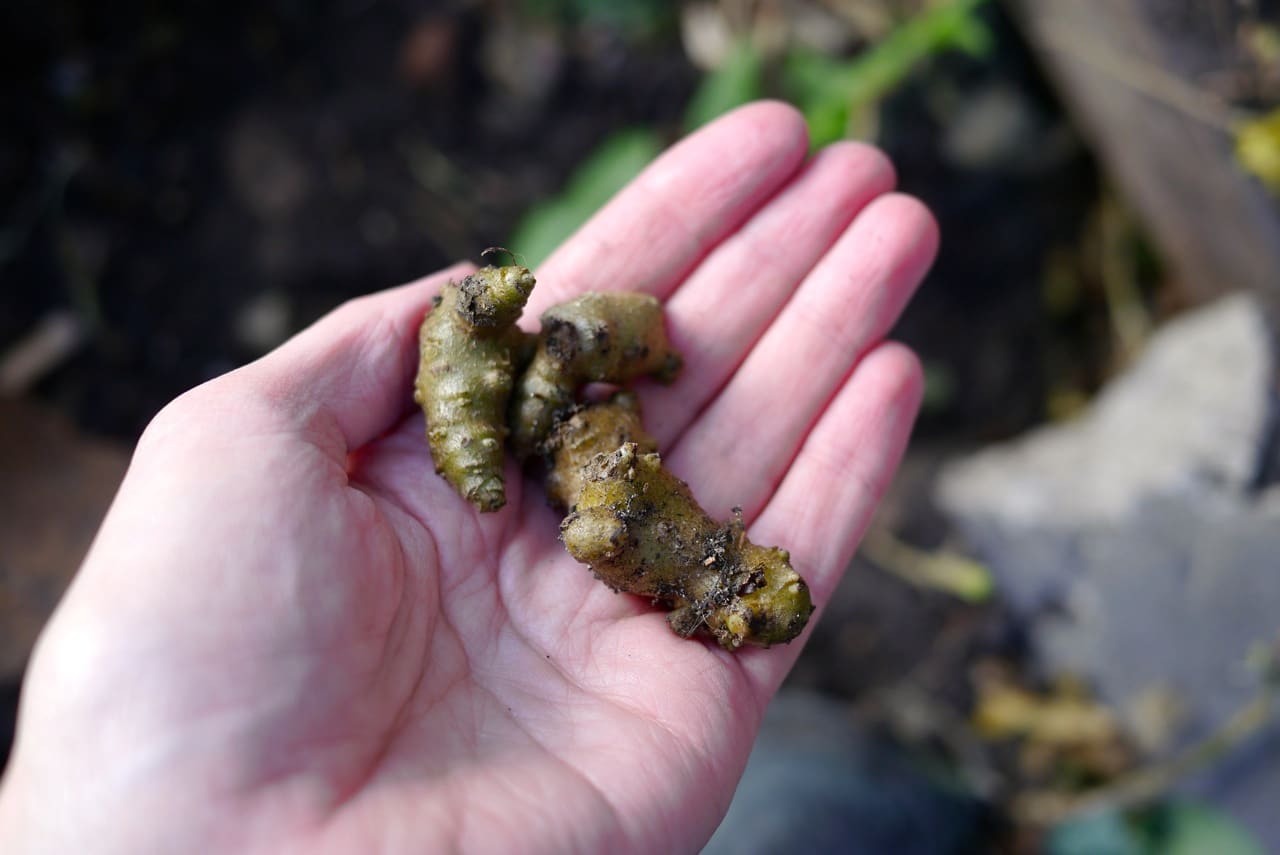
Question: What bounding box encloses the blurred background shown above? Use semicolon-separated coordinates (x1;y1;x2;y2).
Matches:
2;0;1279;851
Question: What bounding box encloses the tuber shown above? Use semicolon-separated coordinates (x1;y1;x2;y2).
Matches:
541;392;657;512
559;442;814;649
413;264;535;512
509;293;682;459
412;263;813;651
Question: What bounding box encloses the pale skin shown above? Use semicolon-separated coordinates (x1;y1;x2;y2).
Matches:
0;102;937;854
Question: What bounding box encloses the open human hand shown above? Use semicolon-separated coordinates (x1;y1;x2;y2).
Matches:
0;102;936;854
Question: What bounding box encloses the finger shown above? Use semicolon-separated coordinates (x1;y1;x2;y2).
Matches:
664;193;937;519
233;262;474;455
736;342;923;694
524;101;809;318
639;141;896;444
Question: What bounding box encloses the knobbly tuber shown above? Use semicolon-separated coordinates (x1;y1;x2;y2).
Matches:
413;263;812;650
559;442;814;650
541;392;657;511
413;264;535;512
509;292;682;459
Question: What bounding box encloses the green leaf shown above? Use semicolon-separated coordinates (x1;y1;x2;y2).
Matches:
1050;802;1264;855
783;0;994;144
683;42;764;132
1156;802;1264;855
576;0;675;37
804;99;853;149
783;50;850;147
520;0;675;37
508;129;662;266
1048;810;1145;855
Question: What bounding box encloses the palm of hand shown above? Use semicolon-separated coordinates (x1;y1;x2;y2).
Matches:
2;104;935;855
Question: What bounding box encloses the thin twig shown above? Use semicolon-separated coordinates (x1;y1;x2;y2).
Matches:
861;526;994;603
1097;195;1151;365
